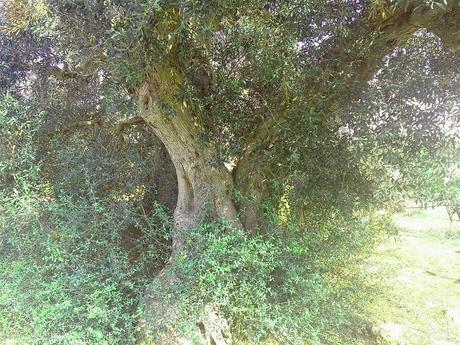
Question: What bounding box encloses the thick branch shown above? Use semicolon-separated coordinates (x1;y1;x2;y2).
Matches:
236;0;460;174
47;65;91;81
233;1;460;229
43;116;145;138
115;116;145;132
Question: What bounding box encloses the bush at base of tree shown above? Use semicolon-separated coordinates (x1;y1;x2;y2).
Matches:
0;92;404;344
1;198;394;345
0;193;172;345
142;213;393;345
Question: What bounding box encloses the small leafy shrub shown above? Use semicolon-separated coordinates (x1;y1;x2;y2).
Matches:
0;94;172;344
0;193;173;345
0;193;172;345
149;210;391;345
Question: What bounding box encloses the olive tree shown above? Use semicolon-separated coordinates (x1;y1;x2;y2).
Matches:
2;0;460;343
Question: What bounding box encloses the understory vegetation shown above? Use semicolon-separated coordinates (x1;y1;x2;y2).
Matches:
0;96;388;344
0;201;390;345
0;95;392;344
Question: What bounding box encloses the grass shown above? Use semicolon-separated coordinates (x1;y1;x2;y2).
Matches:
363;207;460;345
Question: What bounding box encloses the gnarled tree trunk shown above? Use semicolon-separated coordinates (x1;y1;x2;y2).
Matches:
138;82;241;241
137;81;241;345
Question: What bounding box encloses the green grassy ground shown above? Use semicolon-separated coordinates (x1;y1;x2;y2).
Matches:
364;207;460;345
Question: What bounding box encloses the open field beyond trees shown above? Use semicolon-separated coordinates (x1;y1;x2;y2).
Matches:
364;207;460;345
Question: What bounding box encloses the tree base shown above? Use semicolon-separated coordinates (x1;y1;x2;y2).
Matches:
138;267;232;345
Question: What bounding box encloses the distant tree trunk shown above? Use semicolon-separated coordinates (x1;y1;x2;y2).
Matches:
137;81;242;345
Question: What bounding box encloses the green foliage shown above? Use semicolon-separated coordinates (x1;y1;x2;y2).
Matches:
0;93;173;344
148;211;393;344
399;147;460;207
1;1;460;343
3;0;459;218
0;194;171;345
0;93;42;191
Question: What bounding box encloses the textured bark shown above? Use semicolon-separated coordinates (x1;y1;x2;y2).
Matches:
138;82;241;245
149;135;178;212
138;81;240;345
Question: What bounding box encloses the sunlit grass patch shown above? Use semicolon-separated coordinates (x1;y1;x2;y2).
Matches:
364;207;460;345
395;207;460;239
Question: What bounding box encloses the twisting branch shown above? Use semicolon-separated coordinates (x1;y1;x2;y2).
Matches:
115;116;145;132
59;119;104;134
43;116;145;139
30;51;108;81
47;65;92;81
236;1;460;171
